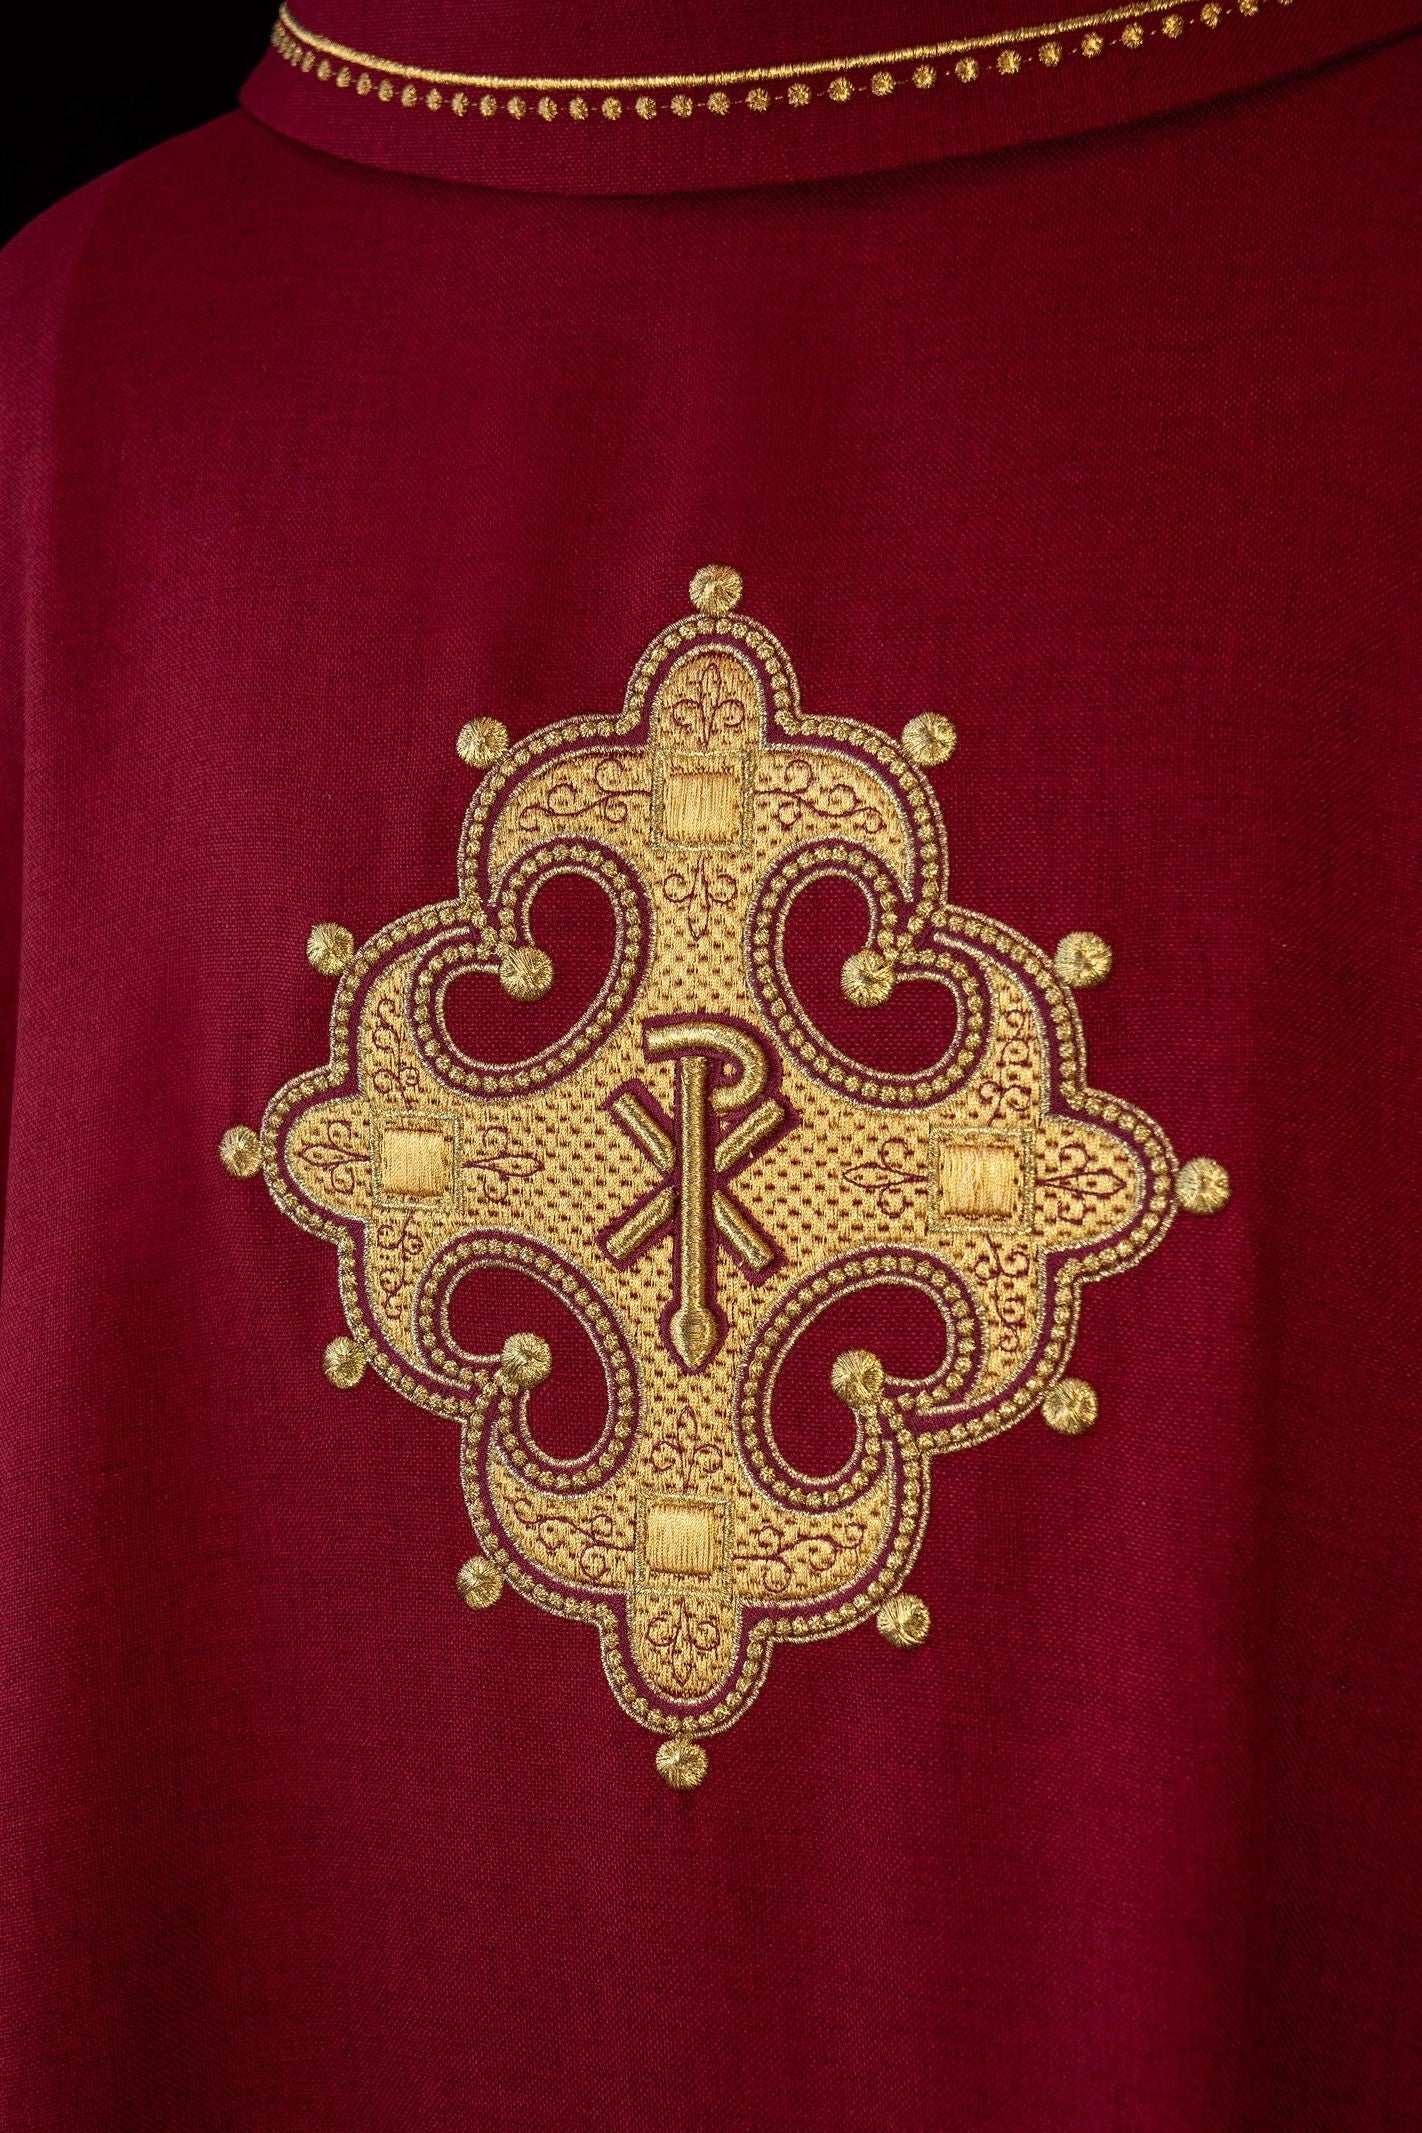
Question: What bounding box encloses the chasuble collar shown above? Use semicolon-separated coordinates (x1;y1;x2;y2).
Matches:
242;0;1422;193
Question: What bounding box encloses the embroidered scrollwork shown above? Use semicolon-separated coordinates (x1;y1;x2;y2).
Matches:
367;991;424;1106
372;1209;429;1323
462;1120;543;1203
755;754;886;837
736;1509;872;1598
516;753;652;836
638;1592;731;1697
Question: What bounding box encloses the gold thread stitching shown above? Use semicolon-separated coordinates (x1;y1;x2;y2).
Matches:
248;573;1193;1746
269;1;1296;126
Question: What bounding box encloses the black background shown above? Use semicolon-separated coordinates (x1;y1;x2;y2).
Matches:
3;2;275;249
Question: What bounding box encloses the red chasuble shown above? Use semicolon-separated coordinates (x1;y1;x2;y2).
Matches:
2;4;1420;2126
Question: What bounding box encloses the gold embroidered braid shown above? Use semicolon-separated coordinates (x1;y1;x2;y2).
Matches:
270;0;1293;128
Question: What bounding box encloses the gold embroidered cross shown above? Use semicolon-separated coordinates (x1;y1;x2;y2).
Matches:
601;1019;791;1371
231;568;1227;1784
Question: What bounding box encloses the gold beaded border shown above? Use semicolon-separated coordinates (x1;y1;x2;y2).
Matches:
272;0;1289;128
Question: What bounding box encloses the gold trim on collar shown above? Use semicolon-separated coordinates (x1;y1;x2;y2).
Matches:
272;0;1287;124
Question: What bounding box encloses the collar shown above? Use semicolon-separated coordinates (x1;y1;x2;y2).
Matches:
242;0;1422;192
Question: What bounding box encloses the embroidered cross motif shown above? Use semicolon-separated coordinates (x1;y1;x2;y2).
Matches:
237;570;1224;1782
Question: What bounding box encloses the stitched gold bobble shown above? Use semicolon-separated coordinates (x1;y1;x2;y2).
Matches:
831;1347;885;1415
656;1737;708;1790
456;1554;504;1609
323;1336;367;1389
841;947;894;1008
1042;1377;1098;1434
218;1124;261;1178
1055;931;1113;988
456;716;509;770
1177;1156;1231;1214
901;713;957;766
498;1331;553;1390
878;1592;932;1648
689;564;743;616
499;945;554;1002
307;921;354;976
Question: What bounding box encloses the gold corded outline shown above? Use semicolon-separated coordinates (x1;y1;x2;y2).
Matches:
270;0;1287;123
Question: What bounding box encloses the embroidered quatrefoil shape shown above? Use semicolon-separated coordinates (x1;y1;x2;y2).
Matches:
255;577;1182;1752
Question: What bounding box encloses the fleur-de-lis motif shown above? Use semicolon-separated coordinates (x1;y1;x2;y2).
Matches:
661;851;739;940
842;1136;929;1219
664;649;750;748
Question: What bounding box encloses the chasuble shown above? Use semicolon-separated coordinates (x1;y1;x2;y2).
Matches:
1;2;1420;2125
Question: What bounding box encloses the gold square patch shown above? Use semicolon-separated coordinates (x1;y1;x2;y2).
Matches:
656;754;744;846
643;1497;723;1577
931;1131;1030;1227
380;1126;452;1202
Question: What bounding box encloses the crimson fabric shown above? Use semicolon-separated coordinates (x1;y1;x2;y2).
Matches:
2;24;1421;2133
244;0;1422;193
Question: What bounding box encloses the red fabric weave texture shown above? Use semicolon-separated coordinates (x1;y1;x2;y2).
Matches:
1;32;1420;2132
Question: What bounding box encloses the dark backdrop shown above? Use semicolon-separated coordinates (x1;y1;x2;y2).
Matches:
2;2;275;249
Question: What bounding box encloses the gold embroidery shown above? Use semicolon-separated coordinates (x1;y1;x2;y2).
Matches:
877;1592;932;1647
498;943;555;1002
240;567;1223;1766
271;1;1301;127
456;1553;503;1607
307;921;354;976
933;1130;1030;1225
322;1334;366;1388
1055;931;1113;988
1042;1376;1098;1433
456;717;508;769
901;713;957;767
655;1736;708;1788
219;1124;262;1178
1177;1155;1231;1212
378;1122;454;1203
